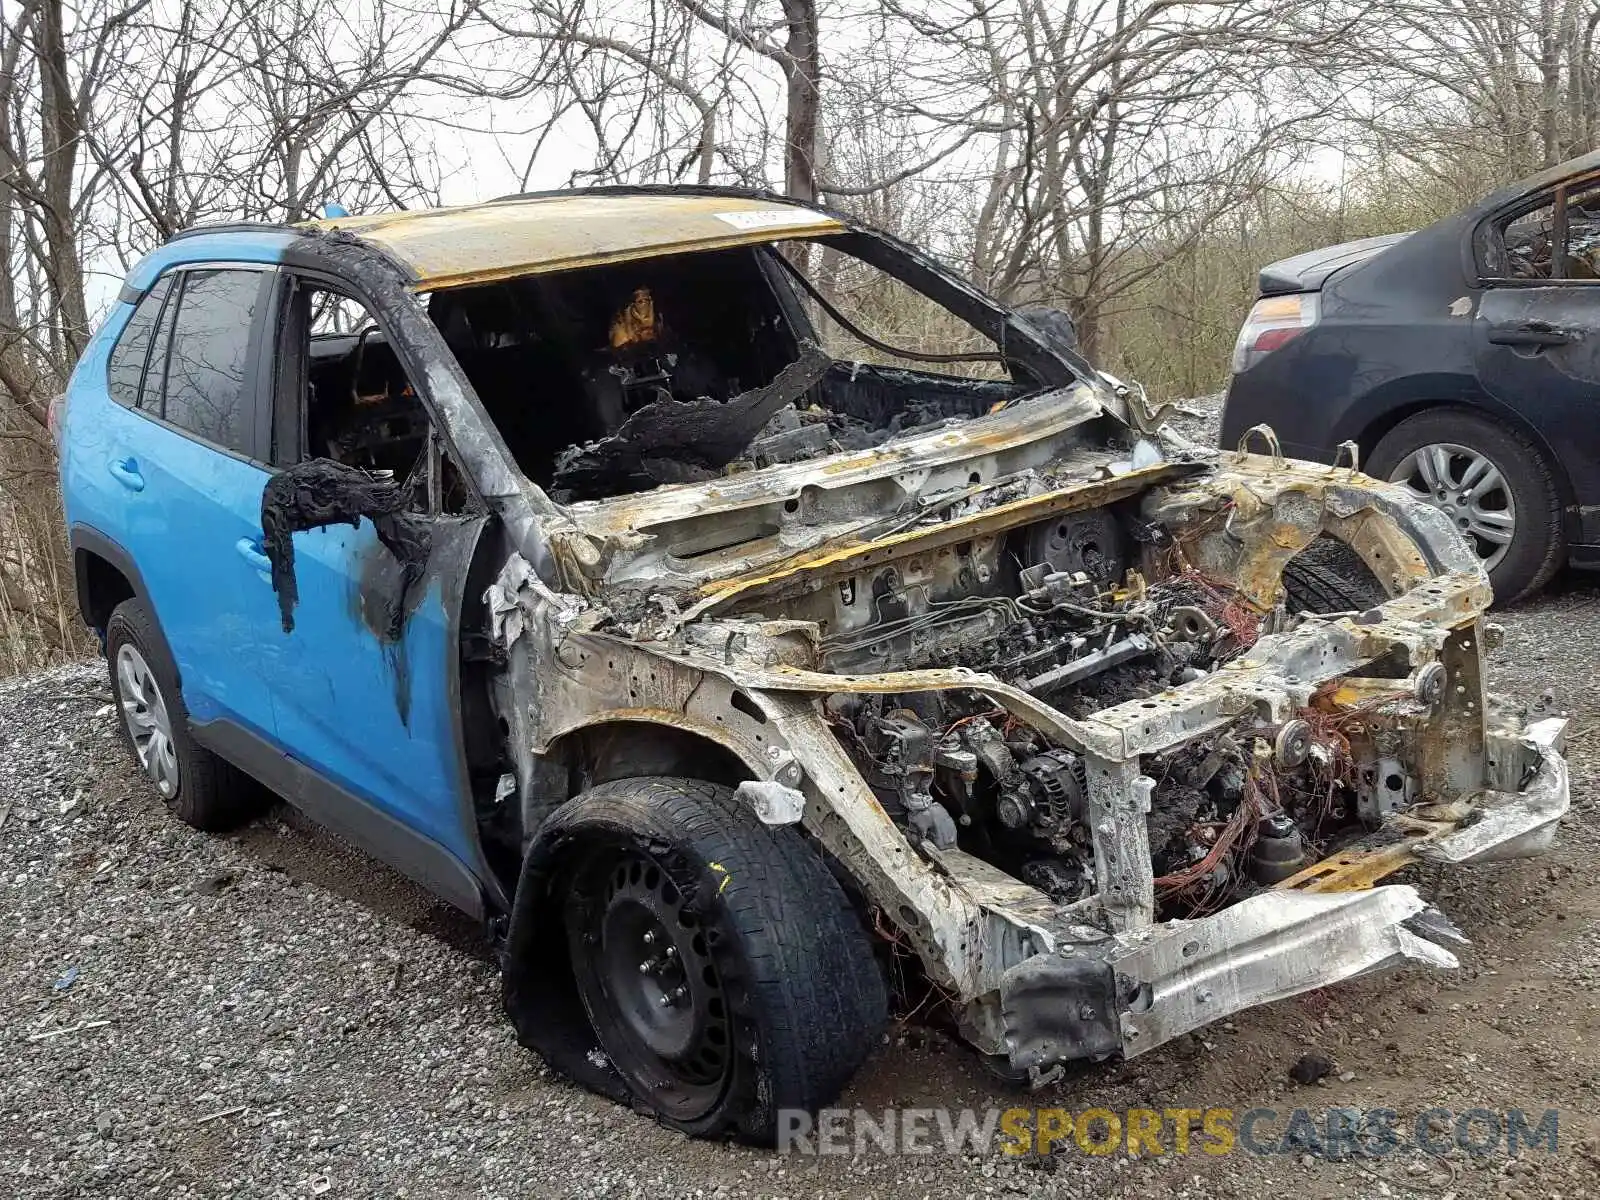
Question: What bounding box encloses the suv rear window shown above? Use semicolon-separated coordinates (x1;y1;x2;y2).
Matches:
161;269;267;454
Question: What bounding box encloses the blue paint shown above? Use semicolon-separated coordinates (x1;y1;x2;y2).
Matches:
61;227;484;884
121;229;299;293
61;269;282;736
263;518;478;865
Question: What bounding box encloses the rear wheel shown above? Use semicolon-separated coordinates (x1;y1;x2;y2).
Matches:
105;598;266;831
503;776;887;1143
1366;409;1563;603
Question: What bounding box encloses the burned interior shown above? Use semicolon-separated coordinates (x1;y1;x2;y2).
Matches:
295;233;1045;505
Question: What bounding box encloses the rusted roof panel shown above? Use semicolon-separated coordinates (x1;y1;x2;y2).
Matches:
302;194;844;290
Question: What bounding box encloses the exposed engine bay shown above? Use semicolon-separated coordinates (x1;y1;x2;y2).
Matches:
761;501;1422;921
513;399;1568;1078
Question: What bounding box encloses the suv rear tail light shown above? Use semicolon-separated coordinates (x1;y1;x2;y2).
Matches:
1231;292;1319;373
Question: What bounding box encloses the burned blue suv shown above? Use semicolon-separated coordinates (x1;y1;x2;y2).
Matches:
59;190;1569;1144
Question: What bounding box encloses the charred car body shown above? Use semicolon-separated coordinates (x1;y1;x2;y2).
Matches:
59;190;1570;1143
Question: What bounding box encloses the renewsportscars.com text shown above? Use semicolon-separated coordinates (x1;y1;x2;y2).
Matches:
776;1106;1561;1159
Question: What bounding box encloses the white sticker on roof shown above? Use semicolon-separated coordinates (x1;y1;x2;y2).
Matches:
713;209;836;230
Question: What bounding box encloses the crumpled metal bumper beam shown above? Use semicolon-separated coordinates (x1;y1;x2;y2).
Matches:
1000;885;1461;1069
1107;885;1461;1056
1001;718;1569;1068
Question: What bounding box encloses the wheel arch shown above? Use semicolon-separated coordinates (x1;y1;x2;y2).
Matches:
1345;393;1575;513
70;526;144;635
545;716;759;793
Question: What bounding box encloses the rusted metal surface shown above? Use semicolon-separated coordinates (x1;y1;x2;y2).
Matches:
551;381;1116;597
303;194;844;290
692;462;1189;612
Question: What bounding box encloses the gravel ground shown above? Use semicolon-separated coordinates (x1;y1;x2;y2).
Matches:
5;400;1599;1197
1161;392;1225;447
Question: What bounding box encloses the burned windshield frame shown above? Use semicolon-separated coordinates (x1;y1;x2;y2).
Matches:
804;230;1081;390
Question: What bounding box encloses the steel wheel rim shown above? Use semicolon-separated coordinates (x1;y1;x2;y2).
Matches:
115;644;179;799
568;847;732;1121
1388;442;1515;571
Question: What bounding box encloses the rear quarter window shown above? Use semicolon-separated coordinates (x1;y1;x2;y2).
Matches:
106;275;174;409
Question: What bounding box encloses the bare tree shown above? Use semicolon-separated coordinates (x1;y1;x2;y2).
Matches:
834;0;1350;359
677;0;821;200
458;0;823;192
1335;0;1600;189
0;0;474;673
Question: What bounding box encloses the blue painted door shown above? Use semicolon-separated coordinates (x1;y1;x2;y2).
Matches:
259;512;486;866
255;272;487;870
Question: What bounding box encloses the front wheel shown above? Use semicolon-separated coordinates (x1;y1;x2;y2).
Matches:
1366;408;1564;603
502;776;887;1144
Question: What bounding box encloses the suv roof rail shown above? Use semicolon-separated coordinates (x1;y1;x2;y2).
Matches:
168;220;294;243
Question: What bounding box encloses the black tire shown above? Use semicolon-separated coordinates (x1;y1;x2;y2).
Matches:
1282;536;1391;614
501;776;887;1144
105;597;265;831
1365;408;1564;603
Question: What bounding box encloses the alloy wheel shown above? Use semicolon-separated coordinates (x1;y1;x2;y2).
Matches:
115;643;179;799
1388;442;1515;571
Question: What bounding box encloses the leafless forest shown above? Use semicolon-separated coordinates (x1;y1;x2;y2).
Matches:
3;0;1598;672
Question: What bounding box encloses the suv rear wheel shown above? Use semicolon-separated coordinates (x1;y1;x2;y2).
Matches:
105;598;266;831
1366;409;1563;603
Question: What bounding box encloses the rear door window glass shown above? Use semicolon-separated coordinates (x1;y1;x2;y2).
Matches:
106;275;174;409
142;283;178;414
160;269;267;454
1496;181;1600;280
1501;205;1555;279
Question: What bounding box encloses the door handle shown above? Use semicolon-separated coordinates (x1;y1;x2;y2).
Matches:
1487;322;1580;347
107;457;145;492
235;538;273;573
